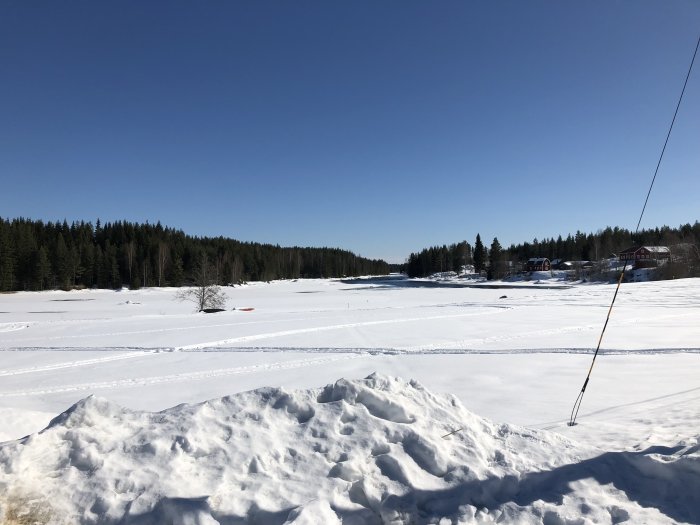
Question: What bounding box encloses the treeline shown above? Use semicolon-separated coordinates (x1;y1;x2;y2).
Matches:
405;240;474;279
0;217;389;291
506;224;700;264
405;223;700;279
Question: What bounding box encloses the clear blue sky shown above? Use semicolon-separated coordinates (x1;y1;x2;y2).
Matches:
1;1;699;263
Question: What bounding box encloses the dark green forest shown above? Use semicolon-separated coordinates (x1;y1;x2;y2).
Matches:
405;223;700;279
0;217;389;291
3;218;698;291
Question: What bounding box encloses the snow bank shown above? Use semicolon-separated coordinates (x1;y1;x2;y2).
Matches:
1;375;698;524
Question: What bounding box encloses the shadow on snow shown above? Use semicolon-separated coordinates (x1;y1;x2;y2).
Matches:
116;445;699;524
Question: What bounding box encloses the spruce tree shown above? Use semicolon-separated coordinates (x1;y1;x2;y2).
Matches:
34;246;51;290
54;234;71;289
488;237;503;280
170;256;185;287
473;234;485;273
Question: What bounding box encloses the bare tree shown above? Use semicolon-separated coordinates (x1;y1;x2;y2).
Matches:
176;283;227;312
231;255;243;284
175;254;228;312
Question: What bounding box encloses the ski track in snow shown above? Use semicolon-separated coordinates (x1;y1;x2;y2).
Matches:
406;324;599;351
2;346;698;355
0;353;366;397
0;314;343;343
408;311;699;351
185;346;700;355
0;351;154;377
4;310;693;353
0;304;507;344
178;308;699;352
174;309;508;350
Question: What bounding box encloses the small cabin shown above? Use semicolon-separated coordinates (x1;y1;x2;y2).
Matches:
525;257;551;272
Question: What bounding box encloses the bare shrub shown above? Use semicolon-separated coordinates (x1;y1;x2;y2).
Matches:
175;284;227;312
175;253;228;312
0;492;52;525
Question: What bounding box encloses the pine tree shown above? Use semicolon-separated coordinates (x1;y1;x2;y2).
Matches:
130;271;141;290
473;234;486;273
488;237;503;280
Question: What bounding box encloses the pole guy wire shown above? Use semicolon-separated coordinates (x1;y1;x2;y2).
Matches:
568;32;700;427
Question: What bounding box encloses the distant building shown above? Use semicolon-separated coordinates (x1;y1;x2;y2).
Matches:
556;260;594;271
618;246;670;268
550;258;564;269
525;257;551;272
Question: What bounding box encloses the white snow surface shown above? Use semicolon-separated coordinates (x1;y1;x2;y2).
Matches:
0;276;699;524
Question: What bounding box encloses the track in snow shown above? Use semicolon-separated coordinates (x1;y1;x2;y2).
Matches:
0;353;365;397
0;313;346;343
179;346;700;355
0;305;509;345
0;351;155;377
2;346;699;355
175;309;507;350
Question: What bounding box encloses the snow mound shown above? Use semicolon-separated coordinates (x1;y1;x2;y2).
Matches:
1;374;698;524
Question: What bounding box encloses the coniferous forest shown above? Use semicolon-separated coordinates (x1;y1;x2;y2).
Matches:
2;218;699;291
0;218;389;292
404;223;700;279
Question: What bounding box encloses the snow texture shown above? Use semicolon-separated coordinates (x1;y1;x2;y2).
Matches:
0;374;698;524
1;276;699;524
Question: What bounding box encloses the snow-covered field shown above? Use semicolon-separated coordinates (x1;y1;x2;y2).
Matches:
0;276;698;524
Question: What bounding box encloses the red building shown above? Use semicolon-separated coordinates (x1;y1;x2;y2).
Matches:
525;257;551;271
618;246;670;267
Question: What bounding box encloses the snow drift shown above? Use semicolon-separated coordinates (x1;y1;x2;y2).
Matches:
0;374;698;524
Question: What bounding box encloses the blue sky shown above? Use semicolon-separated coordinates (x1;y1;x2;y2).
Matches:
1;1;699;263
